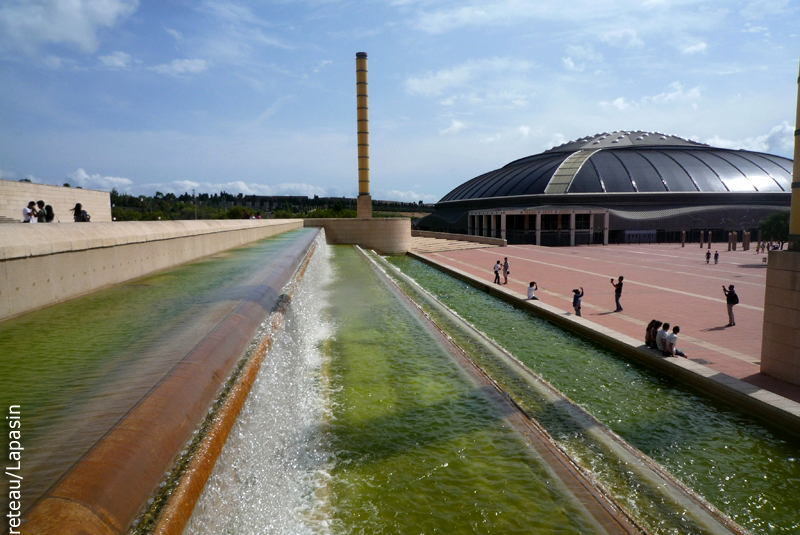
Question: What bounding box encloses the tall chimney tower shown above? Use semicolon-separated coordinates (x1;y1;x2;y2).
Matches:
789;59;800;250
356;52;372;219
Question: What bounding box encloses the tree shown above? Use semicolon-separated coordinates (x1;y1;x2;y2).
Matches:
758;211;790;249
63;183;70;187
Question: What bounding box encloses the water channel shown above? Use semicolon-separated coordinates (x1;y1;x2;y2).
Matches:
4;230;799;534
188;237;799;535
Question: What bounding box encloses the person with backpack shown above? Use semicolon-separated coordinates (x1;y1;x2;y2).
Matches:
722;284;738;326
70;203;91;222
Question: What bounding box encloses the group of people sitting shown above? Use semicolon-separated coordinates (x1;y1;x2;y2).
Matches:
645;320;687;358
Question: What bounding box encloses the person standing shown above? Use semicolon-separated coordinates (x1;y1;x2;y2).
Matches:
493;260;502;284
502;257;510;284
705;251;711;264
572;287;584;317
22;201;37;223
36;200;47;222
714;251;719;264
722;285;738;326
610;275;624;312
527;281;539;300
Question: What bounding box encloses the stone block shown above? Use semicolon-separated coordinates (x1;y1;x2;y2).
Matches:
764;286;800;311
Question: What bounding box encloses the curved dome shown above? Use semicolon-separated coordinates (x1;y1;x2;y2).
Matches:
440;131;793;202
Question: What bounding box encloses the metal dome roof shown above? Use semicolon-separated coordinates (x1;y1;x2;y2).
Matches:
439;131;793;202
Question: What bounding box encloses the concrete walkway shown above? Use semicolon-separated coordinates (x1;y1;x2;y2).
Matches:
415;242;800;404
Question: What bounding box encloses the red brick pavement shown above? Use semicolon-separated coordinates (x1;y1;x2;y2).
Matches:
419;242;800;403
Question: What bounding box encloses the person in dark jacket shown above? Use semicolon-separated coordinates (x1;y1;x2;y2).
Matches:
70;203;90;222
572;287;584;317
722;285;738;326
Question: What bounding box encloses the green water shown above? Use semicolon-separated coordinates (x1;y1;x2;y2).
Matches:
0;228;317;508
324;246;607;535
385;254;800;535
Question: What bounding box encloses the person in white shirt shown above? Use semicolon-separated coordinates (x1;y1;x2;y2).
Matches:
493;261;501;284
22;201;37;223
665;326;687;358
656;322;670;353
527;281;538;300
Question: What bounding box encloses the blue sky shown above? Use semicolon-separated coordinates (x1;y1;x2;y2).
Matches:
1;0;798;203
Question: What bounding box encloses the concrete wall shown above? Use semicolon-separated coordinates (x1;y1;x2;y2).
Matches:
304;218;410;254
412;230;506;246
761;250;800;385
0;179;112;222
0;219;303;320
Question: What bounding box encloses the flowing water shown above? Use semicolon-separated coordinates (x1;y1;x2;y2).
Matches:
6;229;799;534
0;228;319;512
384;254;800;535
187;242;618;535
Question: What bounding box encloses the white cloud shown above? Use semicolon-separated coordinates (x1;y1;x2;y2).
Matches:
705;122;794;155
99;51;134;69
517;126;530;139
645;82;701;104
562;44;601;72
546;133;567;150
67;168;133;191
378;189;438;203
0;0;138;55
440;120;466;135
149;59;210;76
563;57;582;72
740;0;790;20
406;57;531;97
681;42;707;54
600;97;631;110
165;27;183;41
601;29;643;48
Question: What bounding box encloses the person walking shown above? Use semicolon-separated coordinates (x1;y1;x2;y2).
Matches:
572;287;584;317
705;251;711;264
527;281;539;300
502;257;510;284
610;275;624;312
70;203;91;222
714;251;719;264
493;260;502;284
722;285;738;326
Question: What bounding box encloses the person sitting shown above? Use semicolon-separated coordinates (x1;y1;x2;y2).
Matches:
527;281;539;300
656;322;670;353
649;320;663;349
664;326;687;358
645;319;658;347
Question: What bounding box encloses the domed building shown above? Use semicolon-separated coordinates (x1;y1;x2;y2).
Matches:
419;131;792;246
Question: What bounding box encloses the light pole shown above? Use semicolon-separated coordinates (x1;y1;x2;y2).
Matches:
193;189;197;220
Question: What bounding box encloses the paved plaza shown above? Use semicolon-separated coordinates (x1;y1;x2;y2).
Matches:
416;241;800;404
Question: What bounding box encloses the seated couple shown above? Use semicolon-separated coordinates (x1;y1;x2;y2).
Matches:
645;320;687;358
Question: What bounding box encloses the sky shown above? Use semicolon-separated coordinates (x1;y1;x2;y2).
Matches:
0;0;798;203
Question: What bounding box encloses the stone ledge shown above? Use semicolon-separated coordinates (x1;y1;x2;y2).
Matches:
409;251;800;437
0;220;302;261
